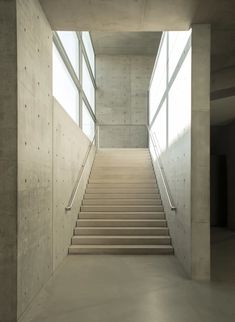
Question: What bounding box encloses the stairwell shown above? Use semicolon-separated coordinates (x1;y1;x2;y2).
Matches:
69;148;174;254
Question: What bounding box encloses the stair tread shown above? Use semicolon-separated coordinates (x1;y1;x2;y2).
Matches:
77;219;166;221
69;149;173;255
76;226;168;230
72;235;170;239
79;211;165;214
69;244;173;249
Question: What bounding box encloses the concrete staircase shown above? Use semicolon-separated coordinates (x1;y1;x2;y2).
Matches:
69;149;174;255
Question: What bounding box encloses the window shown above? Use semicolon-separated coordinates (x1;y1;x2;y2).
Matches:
82;101;95;141
82;55;95;111
168;48;191;145
149;35;167;123
52;31;96;140
82;32;95;75
53;44;79;123
57;31;79;77
149;30;192;151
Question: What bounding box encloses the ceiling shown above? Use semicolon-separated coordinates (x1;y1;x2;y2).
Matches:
39;0;235;125
211;96;235;125
39;0;235;31
90;32;161;55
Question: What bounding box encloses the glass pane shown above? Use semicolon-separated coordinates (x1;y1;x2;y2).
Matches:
82;55;95;111
151;101;167;152
168;48;191;146
149;34;167;123
53;44;79;123
82;101;95;141
82;32;95;75
57;31;79;77
168;30;191;80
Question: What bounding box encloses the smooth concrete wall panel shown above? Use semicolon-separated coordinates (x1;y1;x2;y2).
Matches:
152;131;192;276
99;125;148;148
96;55;154;147
17;0;53;317
53;100;96;269
191;25;211;280
0;1;17;321
0;1;95;320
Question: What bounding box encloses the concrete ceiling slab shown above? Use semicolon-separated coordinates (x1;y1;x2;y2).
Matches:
39;0;235;31
211;96;235;125
91;32;162;55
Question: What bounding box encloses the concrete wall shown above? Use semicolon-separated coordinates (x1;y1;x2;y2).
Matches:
0;1;17;321
96;55;154;147
17;0;53;316
191;25;211;280
53;100;95;269
151;26;210;280
211;121;235;230
153;129;192;276
0;1;96;320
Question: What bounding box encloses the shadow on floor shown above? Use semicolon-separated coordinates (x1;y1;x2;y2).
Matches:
211;227;235;283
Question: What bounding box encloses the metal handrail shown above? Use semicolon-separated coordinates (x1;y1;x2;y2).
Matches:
146;126;176;211
65;134;96;211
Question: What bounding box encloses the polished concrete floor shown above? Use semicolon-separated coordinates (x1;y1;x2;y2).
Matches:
20;228;235;322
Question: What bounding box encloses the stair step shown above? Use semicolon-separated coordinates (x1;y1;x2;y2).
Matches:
91;169;154;175
76;219;167;227
90;174;154;179
69;244;174;255
86;188;159;194
89;179;156;183
79;211;165;219
87;183;157;188
68;148;173;256
71;235;171;245
84;193;160;199
82;199;162;205
81;205;164;212
74;227;169;236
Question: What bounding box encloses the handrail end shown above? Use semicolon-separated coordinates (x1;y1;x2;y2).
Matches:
65;206;72;211
171;207;177;211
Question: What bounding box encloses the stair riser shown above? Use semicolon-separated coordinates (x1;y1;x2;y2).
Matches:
91;170;154;175
82;199;162;205
74;228;169;236
68;149;173;255
90;174;154;179
86;189;159;194
81;206;164;212
71;237;171;245
76;220;167;227
94;161;152;165
79;213;165;219
69;247;174;255
87;183;158;188
89;180;156;183
84;193;160;199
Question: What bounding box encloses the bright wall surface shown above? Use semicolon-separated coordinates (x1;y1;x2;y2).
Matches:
96;55;154;147
149;30;192;276
53;30;96;139
149;26;210;280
